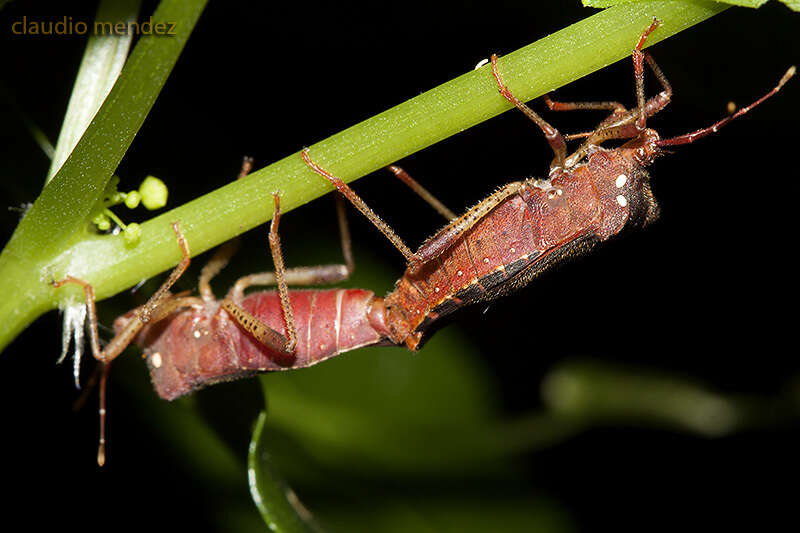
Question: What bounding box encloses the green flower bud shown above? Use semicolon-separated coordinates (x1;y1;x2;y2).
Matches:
124;190;142;209
139;176;168;210
124;222;142;244
93;213;111;231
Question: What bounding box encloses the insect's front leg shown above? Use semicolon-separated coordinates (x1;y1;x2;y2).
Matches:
562;20;672;167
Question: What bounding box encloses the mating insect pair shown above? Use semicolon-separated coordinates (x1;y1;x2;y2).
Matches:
52;19;794;465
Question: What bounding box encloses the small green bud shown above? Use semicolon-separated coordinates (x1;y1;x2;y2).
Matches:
124;190;142;209
93;213;111;231
107;192;125;205
139;176;168;210
103;176;121;199
124;222;142;244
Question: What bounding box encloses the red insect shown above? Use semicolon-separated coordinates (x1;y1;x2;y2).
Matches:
53;19;793;465
303;19;794;351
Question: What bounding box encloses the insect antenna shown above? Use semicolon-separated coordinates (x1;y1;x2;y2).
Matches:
656;66;795;148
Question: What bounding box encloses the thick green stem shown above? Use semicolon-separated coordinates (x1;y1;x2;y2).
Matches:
0;1;728;352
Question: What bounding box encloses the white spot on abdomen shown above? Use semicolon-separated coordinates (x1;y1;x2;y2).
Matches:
151;352;162;369
615;174;628;188
616;195;628;207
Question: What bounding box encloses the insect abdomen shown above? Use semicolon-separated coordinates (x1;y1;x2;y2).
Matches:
141;288;387;400
234;289;387;368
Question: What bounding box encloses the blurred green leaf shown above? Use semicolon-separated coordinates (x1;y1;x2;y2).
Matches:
249;411;319;533
259;329;506;478
315;494;574;533
541;359;743;436
781;0;800;11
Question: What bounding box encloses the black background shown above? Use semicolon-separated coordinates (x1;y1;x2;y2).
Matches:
1;1;798;531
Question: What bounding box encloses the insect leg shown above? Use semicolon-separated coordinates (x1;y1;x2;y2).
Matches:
540;97;627;146
633;18;662;129
657;65;795;147
51;222;193;465
222;191;373;356
490;54;567;169
301;148;421;266
265;192;296;353
51;223;190;364
564;20;670;166
641;52;672;119
226;195;356;302
542;94;625;113
198;156;254;302
222;193;298;354
541;50;673;133
386;165;456;221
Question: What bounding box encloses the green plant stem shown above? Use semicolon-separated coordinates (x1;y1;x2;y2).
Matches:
0;1;728;352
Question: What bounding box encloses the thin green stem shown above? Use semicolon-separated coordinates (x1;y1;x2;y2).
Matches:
0;1;728;352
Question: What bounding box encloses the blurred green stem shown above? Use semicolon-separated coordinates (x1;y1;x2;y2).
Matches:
0;1;728;352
